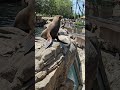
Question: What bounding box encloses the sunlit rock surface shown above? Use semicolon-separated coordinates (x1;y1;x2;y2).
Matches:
35;36;77;90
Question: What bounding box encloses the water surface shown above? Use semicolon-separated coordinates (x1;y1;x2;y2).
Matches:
35;27;43;37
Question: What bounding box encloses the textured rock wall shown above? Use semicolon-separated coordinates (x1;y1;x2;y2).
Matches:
35;36;77;90
0;27;35;90
85;31;101;90
100;27;120;53
86;15;120;90
0;2;22;27
101;51;120;90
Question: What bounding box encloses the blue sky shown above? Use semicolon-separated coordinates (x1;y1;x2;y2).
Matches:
72;0;85;15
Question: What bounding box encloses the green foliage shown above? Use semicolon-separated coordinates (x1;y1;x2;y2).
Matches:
55;0;73;17
75;21;84;26
36;0;73;18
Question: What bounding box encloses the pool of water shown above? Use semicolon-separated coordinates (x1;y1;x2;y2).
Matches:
35;27;43;37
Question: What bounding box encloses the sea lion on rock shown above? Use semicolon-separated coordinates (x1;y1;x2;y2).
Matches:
41;15;63;41
13;0;35;53
43;20;52;29
14;0;35;35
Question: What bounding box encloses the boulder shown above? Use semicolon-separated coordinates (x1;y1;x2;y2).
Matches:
0;27;35;90
35;37;77;90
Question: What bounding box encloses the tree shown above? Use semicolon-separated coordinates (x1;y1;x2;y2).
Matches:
55;0;73;18
36;0;73;18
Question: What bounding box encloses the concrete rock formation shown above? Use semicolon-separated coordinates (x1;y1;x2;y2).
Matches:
0;27;35;90
85;31;101;90
35;35;77;90
101;51;120;90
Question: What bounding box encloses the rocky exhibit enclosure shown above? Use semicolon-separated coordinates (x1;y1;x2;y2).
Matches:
35;12;86;90
0;27;35;90
0;0;86;90
86;0;120;90
0;1;35;90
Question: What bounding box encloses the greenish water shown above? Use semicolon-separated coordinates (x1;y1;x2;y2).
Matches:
68;65;79;90
35;27;43;37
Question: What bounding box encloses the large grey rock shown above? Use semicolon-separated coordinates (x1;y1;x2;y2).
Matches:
35;37;77;90
101;51;120;90
0;78;11;90
77;47;85;85
0;27;34;90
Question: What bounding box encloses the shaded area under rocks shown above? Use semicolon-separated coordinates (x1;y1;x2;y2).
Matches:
0;27;35;90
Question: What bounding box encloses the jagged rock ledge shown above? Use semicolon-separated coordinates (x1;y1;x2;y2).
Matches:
35;36;77;90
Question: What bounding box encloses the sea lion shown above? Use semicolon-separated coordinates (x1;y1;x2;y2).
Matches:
41;15;63;41
14;0;35;35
